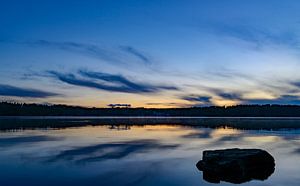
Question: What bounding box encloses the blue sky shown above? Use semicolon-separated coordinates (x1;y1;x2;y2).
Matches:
1;0;300;107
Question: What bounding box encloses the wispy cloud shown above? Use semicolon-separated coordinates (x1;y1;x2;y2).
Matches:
181;85;300;106
212;88;300;105
25;40;122;63
200;22;299;48
181;95;213;106
13;40;154;65
216;92;242;100
48;70;178;94
244;95;300;105
119;46;151;64
0;84;60;98
79;70;176;92
291;81;300;89
182;95;211;102
212;87;300;105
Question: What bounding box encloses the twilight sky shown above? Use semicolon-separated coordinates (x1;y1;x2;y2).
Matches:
1;0;300;108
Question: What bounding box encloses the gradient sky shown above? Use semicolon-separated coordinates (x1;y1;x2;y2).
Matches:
1;0;300;107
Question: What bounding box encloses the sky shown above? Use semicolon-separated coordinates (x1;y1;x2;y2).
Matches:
1;0;300;108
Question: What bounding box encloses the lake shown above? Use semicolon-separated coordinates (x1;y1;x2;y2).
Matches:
0;117;299;186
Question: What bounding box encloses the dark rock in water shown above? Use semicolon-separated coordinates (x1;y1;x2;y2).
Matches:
196;148;275;184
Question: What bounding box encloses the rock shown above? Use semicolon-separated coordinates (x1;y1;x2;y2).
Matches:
196;148;275;184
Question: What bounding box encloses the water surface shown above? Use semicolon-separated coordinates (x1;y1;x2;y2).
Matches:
0;118;299;186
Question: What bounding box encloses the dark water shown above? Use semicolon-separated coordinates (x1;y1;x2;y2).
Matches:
0;117;300;186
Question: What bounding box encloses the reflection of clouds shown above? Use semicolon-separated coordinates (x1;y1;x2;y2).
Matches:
180;127;300;150
78;158;187;186
182;128;243;140
217;135;242;142
0;135;63;147
87;161;161;186
204;134;245;147
181;128;243;141
180;128;247;149
47;139;179;163
0;124;299;186
293;148;300;154
181;130;212;139
243;136;281;143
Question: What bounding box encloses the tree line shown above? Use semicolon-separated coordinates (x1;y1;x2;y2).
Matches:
1;102;300;116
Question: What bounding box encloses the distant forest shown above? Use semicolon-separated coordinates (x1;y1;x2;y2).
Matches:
1;102;300;117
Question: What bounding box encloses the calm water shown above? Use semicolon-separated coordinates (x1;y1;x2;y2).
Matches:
0;118;300;186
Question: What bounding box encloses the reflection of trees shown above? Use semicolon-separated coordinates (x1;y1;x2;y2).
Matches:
108;125;131;130
2;117;300;131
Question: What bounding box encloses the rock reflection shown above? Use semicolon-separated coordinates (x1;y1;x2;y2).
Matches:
196;148;275;184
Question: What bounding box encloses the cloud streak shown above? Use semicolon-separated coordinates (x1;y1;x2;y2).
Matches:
217;92;242;100
16;40;153;65
0;84;60;98
119;46;151;64
25;40;122;63
201;22;299;47
213;89;300;105
181;95;213;106
48;70;178;94
181;87;300;106
244;95;300;105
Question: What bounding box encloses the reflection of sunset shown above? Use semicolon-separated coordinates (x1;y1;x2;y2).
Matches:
0;119;300;186
56;125;193;144
210;127;242;139
2;0;300;185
